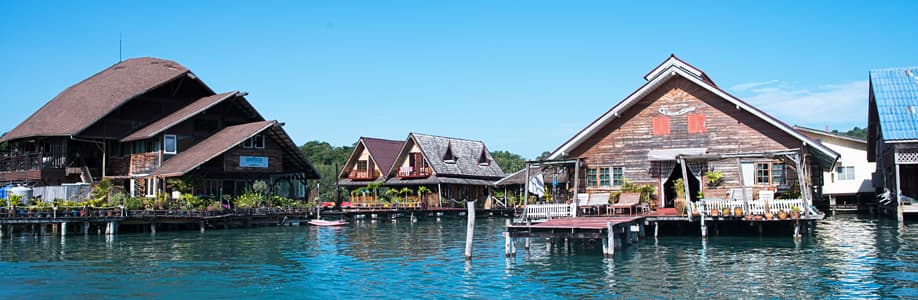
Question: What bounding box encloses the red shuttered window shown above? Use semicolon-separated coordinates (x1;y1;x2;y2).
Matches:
688;114;706;134
652;116;670;136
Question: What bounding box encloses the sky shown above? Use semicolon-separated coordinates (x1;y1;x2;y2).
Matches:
1;1;916;159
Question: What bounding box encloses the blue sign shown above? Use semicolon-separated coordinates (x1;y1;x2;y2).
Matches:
240;156;269;168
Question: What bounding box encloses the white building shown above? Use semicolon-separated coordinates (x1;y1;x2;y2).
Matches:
797;127;875;209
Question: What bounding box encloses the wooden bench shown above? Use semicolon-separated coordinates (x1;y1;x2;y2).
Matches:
608;192;641;215
580;193;610;215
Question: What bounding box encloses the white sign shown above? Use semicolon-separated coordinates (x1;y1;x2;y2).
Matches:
240;156;269;168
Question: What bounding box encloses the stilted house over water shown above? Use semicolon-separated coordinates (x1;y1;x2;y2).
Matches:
337;133;505;208
867;66;918;220
795;126;875;213
523;55;840;226
0;58;319;202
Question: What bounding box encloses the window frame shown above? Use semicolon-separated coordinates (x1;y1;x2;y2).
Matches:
755;162;771;185
586;168;598;187
599;168;610;187
612;167;624;187
163;134;177;155
836;165;855;181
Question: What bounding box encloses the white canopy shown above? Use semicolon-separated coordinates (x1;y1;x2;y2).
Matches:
647;148;707;161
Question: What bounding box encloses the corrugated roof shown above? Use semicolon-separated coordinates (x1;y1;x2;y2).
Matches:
362;137;404;178
1;57;192;142
151;121;276;177
409;133;505;179
870;66;918;141
121;92;240;142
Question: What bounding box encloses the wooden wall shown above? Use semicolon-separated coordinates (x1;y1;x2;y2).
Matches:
223;137;284;173
570;76;804;194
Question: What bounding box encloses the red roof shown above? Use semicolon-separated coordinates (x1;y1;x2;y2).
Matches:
361;137;404;177
1;57;192;142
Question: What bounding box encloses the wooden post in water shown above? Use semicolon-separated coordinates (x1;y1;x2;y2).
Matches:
504;219;512;257
200;221;206;233
605;221;615;257
151;223;157;234
794;219;801;239
464;200;476;260
61;222;67;237
525;237;531;250
654;222;659;238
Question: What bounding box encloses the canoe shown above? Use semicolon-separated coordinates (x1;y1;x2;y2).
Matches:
308;219;348;226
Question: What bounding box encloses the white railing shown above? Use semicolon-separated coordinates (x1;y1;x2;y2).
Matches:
699;198;806;216
524;203;576;221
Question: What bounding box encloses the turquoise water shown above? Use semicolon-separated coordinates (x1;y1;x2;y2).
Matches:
0;215;916;299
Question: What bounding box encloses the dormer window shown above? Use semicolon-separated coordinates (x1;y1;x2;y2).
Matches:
478;149;489;166
443;142;456;164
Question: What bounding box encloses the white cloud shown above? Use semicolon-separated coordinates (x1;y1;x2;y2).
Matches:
729;80;869;130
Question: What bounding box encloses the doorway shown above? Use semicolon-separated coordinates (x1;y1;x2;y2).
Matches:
663;162;700;207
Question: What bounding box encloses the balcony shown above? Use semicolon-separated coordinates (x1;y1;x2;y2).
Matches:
348;169;380;181
398;166;431;179
0;152;67;182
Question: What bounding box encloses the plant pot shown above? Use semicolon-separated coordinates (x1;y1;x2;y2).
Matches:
711;208;719;216
778;211;788;220
733;207;743;217
674;198;686;216
765;212;774;220
790;212;800;219
744;215;754;221
722;207;731;217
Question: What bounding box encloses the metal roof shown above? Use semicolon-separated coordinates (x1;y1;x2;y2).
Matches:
870;66;918;141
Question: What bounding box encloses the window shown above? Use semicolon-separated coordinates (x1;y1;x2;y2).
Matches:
755;163;771;185
253;134;265;149
772;163;786;185
599;168;610;187
836;166;855;181
587;168;598;187
163;134;177;154
478;150;489;166
145;178;156;197
612;167;624;187
356;160;368;172
687;114;706;134
652;116;670;136
243;134;265;149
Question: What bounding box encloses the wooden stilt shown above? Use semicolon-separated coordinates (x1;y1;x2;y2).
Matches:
61;222;67;237
464;200;476;260
525;237;531;249
200;221;206;233
794;220;801;239
504;219;511;258
151;223;157;234
654;222;659;238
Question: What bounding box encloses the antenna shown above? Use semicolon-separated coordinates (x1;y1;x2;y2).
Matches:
119;32;122;62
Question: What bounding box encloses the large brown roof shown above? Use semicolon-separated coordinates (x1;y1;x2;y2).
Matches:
151;121;276;177
362;137;404;177
121;91;240;142
1;57;192;142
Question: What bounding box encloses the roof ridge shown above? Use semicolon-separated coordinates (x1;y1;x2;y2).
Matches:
410;132;485;144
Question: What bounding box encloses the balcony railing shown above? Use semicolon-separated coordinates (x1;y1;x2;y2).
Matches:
348;169;380;181
398;166;431;178
0;152;67;172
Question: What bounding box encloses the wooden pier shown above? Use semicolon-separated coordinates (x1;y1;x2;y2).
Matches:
507;216;646;257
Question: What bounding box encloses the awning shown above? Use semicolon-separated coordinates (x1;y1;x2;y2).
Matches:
647;148;707;161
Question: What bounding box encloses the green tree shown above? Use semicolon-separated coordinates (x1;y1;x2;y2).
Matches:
490;150;527;173
832;126;868;140
299;140;356;201
535;151;552;161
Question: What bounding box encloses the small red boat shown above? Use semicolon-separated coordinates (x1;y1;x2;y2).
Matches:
308;219;348;226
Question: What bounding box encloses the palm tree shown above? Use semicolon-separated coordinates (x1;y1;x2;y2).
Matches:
417;186;431;208
400;187;413;206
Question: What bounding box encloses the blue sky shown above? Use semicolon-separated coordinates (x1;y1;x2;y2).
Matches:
1;1;916;159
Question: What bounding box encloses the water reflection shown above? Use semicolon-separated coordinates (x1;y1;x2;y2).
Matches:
0;215;914;298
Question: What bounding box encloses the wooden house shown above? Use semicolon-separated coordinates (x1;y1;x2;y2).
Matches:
867;66;918;219
796;126;875;211
337;133;505;208
337;137;404;205
0;57;318;200
545;55;839;216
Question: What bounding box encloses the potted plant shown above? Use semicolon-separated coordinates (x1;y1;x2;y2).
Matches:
710;206;720;216
704;170;725;189
789;205;802;219
673;178;686;216
722;206;731;217
778;209;788;220
733;206;744;217
764;200;774;220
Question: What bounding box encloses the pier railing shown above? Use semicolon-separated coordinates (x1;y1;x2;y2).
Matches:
701;198;806;215
524;203;576;221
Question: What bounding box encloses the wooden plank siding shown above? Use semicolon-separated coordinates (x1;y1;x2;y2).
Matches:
569;77;805;195
222;137;284;173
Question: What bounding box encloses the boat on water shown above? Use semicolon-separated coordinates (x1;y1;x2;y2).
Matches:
308;219;348;226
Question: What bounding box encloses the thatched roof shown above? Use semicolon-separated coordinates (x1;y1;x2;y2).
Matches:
406;133;505;179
